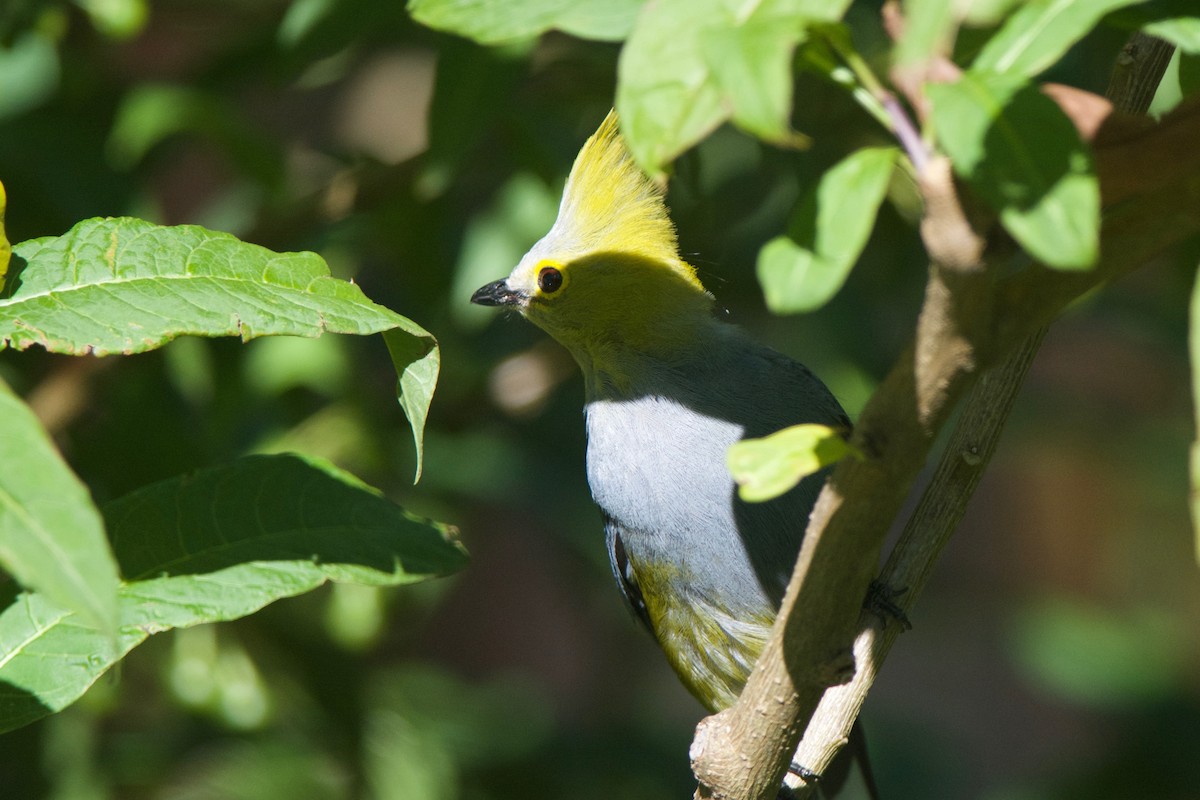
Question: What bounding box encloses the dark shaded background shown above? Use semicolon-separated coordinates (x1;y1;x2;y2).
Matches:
2;1;1198;798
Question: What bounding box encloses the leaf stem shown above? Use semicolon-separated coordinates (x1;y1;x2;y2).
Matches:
817;27;930;171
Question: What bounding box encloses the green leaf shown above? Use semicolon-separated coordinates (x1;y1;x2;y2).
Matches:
928;71;1099;270
0;453;467;734
406;0;645;45
1;217;430;354
961;0;1024;28
0;218;439;470
894;0;956;67
728;423;857;503
972;0;1148;78
617;0;849;173
0;379;120;634
76;0;149;39
701;12;810;146
1144;16;1200;53
0;178;9;285
385;328;440;482
757;146;897;314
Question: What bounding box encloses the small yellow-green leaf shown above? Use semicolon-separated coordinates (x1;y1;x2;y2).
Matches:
0;179;9;286
728;423;856;503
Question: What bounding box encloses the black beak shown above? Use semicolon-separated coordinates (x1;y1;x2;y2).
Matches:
471;279;524;307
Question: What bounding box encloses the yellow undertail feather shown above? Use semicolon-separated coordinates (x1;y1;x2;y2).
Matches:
636;558;772;711
553;111;705;293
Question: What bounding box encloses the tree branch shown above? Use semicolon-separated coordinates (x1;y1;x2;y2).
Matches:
781;39;1185;795
691;31;1196;800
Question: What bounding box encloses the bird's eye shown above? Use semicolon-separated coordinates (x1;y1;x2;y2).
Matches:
538;266;564;294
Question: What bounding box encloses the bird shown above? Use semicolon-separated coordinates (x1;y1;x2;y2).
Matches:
471;111;871;797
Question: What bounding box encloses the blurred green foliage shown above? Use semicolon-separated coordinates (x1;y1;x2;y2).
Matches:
1;1;1199;798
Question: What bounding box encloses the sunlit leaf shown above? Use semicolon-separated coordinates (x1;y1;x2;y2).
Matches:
0;179;9;285
385;328;440;483
0;218;439;472
1;218;423;353
1108;1;1200;53
972;0;1148;78
757;146;898;314
406;0;644;45
960;0;1024;28
76;0;149;39
928;71;1099;270
728;423;857;503
701;12;810;146
0;453;467;734
894;0;956;67
1144;16;1200;53
617;0;848;173
0;379;120;635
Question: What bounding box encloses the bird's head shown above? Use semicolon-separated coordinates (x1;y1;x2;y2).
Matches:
472;111;714;374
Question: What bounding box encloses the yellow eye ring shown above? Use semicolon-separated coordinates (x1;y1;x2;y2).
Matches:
537;265;564;294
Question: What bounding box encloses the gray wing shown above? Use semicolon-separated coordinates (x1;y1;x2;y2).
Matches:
692;342;851;606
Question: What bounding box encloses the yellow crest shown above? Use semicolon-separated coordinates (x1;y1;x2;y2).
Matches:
548;111;704;292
